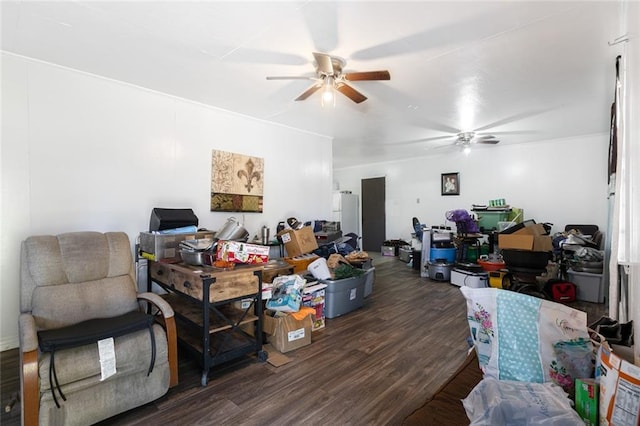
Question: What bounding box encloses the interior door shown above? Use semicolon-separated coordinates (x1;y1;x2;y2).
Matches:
361;177;386;251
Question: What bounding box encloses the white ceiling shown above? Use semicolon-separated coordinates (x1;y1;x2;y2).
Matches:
1;1;622;168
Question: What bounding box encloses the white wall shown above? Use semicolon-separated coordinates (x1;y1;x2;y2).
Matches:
334;135;609;245
620;0;640;363
0;53;333;350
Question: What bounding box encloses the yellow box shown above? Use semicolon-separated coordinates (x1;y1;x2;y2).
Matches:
284;254;320;273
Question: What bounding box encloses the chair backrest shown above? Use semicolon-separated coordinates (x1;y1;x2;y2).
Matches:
344;233;360;250
21;232;139;330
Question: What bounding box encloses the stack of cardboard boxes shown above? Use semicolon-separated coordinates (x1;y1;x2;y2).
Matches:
277;226;321;273
261;226;326;353
498;222;553;252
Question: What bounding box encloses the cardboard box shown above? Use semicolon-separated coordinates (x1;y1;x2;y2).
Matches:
597;341;640;426
262;309;312;353
232;298;254;311
575;378;598;425
277;226;318;258
498;223;552;252
302;282;328;331
216;240;270;264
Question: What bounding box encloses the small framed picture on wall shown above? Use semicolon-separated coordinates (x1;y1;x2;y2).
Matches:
441;172;460;196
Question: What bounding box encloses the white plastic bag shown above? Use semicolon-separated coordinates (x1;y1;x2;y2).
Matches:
463;378;584;425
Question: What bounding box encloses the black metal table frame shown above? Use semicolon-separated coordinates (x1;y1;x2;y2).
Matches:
148;264;266;386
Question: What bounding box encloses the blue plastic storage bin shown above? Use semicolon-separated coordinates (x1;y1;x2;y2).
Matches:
429;247;456;263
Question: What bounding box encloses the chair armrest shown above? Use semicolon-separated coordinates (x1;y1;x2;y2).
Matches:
137;292;174;318
19;313;38;352
21;349;39;426
137;292;178;387
19;314;39;425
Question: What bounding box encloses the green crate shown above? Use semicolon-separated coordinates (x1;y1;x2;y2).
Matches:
476;211;510;231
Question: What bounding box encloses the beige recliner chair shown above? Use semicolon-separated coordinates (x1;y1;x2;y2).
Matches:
19;231;178;425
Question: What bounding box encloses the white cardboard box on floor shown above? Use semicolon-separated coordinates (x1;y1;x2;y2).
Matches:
450;269;488;288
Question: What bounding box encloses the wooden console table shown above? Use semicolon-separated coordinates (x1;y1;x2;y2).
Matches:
148;261;266;386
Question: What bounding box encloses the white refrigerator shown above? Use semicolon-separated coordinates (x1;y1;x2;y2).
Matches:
332;192;359;236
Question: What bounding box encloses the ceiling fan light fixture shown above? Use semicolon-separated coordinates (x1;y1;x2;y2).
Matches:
321;76;336;107
458;131;475;142
463;144;472;155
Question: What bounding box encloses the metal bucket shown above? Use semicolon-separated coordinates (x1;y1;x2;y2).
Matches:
427;261;453;281
215;217;249;241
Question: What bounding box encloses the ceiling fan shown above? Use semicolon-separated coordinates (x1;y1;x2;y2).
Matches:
455;131;500;147
389;131;500;150
435;132;500;154
266;52;390;104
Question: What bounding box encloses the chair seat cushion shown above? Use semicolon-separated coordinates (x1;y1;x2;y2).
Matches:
38;323;168;394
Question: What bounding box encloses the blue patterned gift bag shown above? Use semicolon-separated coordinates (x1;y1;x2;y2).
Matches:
460;287;593;392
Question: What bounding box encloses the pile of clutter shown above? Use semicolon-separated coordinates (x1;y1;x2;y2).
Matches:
553;226;605;274
460;286;637;425
263;251;373;354
263;274;319;353
308;253;368;281
446;209;480;235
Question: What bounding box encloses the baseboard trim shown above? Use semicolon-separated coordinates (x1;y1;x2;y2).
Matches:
1;336;19;351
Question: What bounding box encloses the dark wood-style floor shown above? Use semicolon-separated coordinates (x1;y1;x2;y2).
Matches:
1;253;607;425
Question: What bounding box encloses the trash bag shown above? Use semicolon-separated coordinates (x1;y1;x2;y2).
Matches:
446;209;479;234
462;378;584;425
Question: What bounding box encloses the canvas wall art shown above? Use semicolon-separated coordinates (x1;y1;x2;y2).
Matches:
211;150;264;212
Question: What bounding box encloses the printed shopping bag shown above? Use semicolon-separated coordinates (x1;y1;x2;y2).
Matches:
460;287;593;393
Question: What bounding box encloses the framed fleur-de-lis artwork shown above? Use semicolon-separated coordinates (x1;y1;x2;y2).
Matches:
211;150;264;212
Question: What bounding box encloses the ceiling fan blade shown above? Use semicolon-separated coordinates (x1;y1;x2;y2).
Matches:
335;83;367;104
477;130;537;136
387;135;452;146
295;84;322;101
474;109;553;132
474;134;496;140
344;70;391;81
266;76;315;81
434;143;456;150
313;52;334;75
476;139;500;144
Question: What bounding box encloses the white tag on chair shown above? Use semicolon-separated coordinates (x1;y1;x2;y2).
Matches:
98;337;117;380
